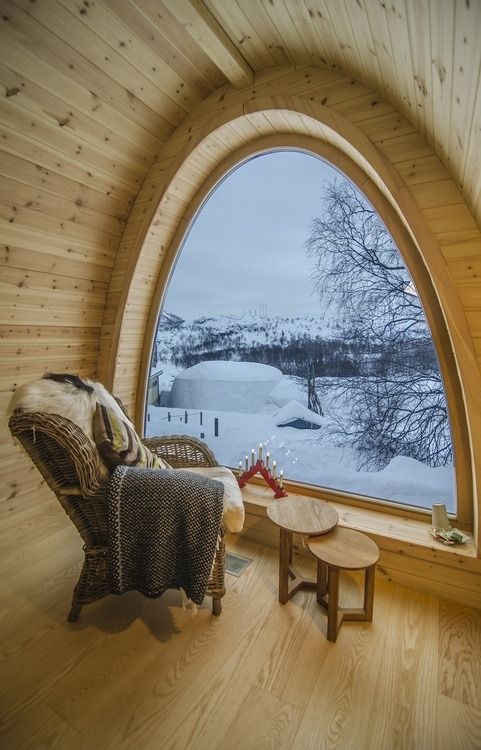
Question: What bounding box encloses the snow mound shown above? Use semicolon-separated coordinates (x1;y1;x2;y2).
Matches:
266;377;306;407
380;455;437;476
275;400;327;428
170;360;282;413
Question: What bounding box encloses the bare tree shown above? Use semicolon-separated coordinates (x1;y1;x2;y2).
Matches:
306;180;451;468
306;362;323;416
307;181;425;344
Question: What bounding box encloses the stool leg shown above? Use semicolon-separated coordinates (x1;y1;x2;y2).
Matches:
316;559;328;604
363;564;376;622
279;529;292;604
327;567;340;642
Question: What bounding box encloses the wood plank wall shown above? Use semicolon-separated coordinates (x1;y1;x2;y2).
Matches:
0;0;227;512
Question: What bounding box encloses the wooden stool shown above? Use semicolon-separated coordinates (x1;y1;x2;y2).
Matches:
267;497;338;603
308;527;380;642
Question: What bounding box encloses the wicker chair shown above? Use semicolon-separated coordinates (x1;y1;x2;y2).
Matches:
8;411;226;621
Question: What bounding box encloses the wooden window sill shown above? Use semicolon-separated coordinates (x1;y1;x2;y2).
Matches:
240;483;478;564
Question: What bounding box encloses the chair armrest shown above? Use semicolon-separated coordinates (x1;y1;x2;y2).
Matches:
142;434;218;469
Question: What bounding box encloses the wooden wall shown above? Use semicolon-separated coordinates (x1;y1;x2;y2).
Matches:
0;0;228;511
1;2;481;603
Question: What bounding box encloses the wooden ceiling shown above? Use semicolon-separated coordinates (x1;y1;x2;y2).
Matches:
1;0;480;229
175;0;481;219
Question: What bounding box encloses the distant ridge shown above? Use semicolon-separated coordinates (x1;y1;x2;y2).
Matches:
160;311;184;328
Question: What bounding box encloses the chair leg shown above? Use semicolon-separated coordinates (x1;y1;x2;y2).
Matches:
212;597;222;616
68;603;82;622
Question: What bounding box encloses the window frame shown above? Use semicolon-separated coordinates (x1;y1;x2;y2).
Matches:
139;137;473;531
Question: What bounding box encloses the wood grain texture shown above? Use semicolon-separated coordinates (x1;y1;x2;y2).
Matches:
436;695;481;750
1;0;481;630
267;496;339;535
1;522;480;750
216;685;300;749
367;586;439;749
438;600;481;709
163;0;253;88
308;526;380;570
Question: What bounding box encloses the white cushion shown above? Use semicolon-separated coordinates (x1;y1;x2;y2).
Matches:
183;466;245;533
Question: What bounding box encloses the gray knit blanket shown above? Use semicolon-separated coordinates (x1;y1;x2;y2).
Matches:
107;465;224;605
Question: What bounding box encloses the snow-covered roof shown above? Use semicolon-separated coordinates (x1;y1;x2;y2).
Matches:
170;360;283;413
174;360;282;382
276;400;326;427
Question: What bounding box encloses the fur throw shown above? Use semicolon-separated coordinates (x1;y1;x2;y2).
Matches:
7;373;134;440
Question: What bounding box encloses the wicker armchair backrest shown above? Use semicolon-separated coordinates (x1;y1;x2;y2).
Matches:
8;411;109;546
143;434;218;468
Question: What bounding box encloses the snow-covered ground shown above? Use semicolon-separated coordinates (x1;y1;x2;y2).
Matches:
147;363;455;512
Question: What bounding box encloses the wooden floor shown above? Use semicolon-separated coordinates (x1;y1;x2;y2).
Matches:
1;498;481;750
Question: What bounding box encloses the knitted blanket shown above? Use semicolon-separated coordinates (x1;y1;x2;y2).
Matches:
107;465;224;605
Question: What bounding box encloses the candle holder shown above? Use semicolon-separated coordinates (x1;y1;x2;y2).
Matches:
237;458;288;498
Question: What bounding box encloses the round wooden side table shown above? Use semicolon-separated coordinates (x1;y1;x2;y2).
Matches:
266;497;339;604
308;526;380;642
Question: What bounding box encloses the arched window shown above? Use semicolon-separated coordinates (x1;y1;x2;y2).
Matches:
145;150;455;514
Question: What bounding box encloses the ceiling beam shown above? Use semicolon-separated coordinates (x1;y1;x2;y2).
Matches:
163;0;254;88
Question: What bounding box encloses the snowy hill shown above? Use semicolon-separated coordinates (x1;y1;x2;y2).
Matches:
153;311;343;368
152;310;436;388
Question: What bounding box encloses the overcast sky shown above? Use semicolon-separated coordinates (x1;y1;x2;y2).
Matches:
162;150;340;319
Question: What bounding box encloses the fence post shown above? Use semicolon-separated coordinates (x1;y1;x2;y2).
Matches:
185;410;188;424
200;411;203;426
214;417;219;437
168;412;171;422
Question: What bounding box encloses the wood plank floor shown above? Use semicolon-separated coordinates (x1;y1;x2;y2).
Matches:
1;498;481;749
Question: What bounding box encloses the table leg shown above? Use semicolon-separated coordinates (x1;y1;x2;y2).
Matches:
327;567;340;642
363;564;376;621
316;559;328;604
279;528;292;604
